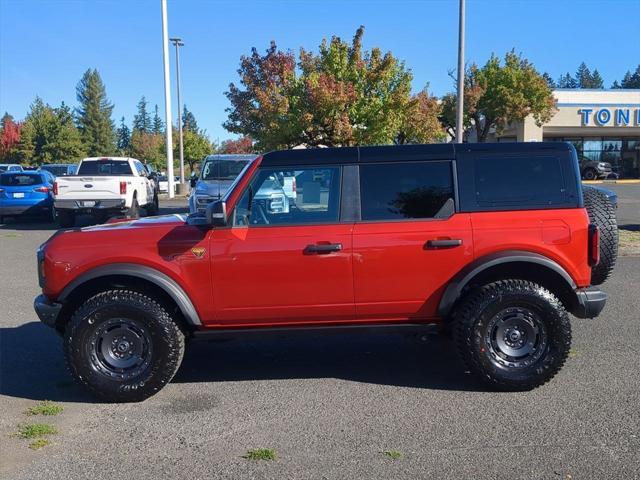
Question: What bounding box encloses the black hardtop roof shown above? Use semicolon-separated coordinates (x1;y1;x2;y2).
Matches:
260;142;573;166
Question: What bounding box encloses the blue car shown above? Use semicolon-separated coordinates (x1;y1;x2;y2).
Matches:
0;171;56;223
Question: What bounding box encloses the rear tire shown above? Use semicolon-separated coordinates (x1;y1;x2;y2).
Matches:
454;279;571;391
64;289;185;402
146;194;159;216
57;210;75;228
583;186;618;285
583;168;597;180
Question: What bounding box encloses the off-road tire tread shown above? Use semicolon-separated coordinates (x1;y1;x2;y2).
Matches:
453;279;571;391
583;186;618;285
64;289;185;402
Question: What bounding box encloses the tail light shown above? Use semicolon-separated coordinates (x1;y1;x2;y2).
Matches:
53;181;58;195
34;186;50;193
588;224;600;266
120;181;127;195
292;177;297;193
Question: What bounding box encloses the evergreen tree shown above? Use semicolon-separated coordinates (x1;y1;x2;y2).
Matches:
133;96;151;133
542;72;556;89
152;104;164;134
116;116;131;154
589;69;604;89
620;66;640;88
75;68;116;155
182;105;198;132
18;97;85;164
575;62;592;88
557;72;577;88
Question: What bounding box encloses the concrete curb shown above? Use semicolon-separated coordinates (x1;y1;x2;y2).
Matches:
583;179;640;185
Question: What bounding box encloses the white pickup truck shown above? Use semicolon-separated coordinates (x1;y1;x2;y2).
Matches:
53;157;158;227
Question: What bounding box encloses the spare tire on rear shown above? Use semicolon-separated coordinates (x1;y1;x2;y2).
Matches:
583;186;618;285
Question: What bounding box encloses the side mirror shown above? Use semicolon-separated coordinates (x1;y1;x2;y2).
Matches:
190;177;197;188
206;200;227;227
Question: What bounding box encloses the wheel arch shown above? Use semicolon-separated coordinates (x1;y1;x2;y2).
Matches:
56;263;201;332
439;251;579;319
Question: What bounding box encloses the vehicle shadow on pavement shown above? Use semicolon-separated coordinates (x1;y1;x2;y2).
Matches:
0;322;97;403
175;330;486;392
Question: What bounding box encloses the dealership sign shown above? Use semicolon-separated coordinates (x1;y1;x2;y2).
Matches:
579;107;640;126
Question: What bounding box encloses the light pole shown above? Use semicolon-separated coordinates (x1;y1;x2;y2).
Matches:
455;0;465;143
160;0;174;198
170;37;185;191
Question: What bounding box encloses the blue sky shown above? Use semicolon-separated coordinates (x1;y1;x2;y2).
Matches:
1;0;639;142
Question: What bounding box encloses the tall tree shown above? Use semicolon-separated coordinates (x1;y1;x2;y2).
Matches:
395;89;444;144
17;97;85;164
443;51;556;143
177;129;211;173
224;27;435;150
116;116;131;155
614;65;640;88
557;72;577;88
152;104;164;134
589;69;604;89
0;113;22;163
182;105;198;132
130;130;164;167
542;72;556;89
133;96;151;133
75;68;116;155
575;62;592;88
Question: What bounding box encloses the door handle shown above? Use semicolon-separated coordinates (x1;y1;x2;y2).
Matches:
425;239;463;250
304;243;343;255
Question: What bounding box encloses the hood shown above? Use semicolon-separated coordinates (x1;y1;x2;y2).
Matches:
79;214;187;232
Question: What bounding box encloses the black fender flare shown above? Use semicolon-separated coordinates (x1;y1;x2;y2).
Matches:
438;250;577;318
58;263;201;326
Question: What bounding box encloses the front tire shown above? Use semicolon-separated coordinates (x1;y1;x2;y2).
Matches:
454;280;571;391
64;290;185;402
583;168;597;180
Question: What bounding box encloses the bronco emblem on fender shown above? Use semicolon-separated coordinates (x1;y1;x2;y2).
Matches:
191;247;206;258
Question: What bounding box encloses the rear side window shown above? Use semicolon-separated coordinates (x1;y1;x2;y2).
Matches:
78;160;133;176
359;162;454;221
471;155;566;208
0;174;43;186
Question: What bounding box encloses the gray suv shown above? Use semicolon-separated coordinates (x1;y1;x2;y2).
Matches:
580;157;613;180
189;154;255;214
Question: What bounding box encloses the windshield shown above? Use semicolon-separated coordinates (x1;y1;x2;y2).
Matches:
77;160;132;176
0;166;6;173
201;159;249;181
41;165;71;176
0;174;43;186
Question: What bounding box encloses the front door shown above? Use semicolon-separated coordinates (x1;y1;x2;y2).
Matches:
352;160;473;321
209;165;354;326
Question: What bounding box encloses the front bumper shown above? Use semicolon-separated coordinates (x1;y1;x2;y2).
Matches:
34;294;62;328
54;199;126;210
573;287;607;319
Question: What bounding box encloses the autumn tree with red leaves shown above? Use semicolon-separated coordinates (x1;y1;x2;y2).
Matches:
0;113;22;163
225;26;443;150
219;136;254;154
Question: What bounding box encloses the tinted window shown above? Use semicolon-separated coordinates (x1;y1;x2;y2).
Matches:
78;160;133;176
473;155;565;206
233;166;341;226
0;166;7;173
0;174;43;186
202;160;249;181
41;165;70;176
359;162;454;221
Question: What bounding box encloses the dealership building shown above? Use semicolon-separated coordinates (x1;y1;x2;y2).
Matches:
491;89;640;178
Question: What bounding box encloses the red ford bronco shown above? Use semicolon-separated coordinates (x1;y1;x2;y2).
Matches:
34;143;618;402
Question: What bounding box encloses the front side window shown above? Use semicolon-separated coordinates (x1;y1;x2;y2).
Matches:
233;166;341;226
359;162;454;221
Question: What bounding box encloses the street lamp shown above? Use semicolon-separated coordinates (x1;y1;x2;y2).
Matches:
170;37;185;192
455;0;465;143
160;0;175;198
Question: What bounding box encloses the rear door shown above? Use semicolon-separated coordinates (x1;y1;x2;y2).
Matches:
352;160;473;321
209;164;354;326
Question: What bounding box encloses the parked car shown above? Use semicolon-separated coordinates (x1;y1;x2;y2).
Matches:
0;164;24;173
40;164;77;177
34;142;617;402
0;170;55;222
189;154;255;214
52;157;159;227
580;157;613;180
158;175;179;194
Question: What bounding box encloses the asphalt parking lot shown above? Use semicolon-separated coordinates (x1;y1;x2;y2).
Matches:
1;187;639;479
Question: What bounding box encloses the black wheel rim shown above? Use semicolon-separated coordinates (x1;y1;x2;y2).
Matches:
485;307;548;369
88;317;152;380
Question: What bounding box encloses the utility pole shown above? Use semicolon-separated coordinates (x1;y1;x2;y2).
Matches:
455;0;465;143
170;37;185;192
160;0;174;198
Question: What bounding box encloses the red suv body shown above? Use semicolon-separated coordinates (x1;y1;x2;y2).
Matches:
34;143;610;401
